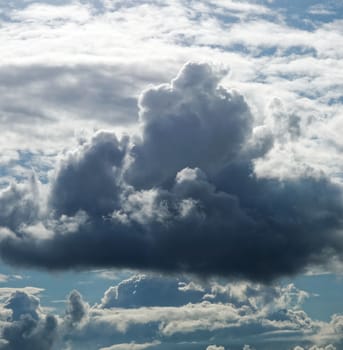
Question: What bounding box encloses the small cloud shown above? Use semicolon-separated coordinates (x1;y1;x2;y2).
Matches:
0;274;9;283
99;341;160;350
308;4;335;15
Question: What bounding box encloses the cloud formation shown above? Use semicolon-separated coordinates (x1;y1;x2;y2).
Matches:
0;291;58;350
0;276;341;350
0;62;343;282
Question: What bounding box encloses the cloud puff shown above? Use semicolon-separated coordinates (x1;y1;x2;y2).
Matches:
126;62;252;188
0;291;58;350
50;131;126;217
64;290;88;329
0;62;343;282
0;174;40;231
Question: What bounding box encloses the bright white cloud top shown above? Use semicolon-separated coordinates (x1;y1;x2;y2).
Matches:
0;0;342;349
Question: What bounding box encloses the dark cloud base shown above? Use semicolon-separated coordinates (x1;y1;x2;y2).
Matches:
0;62;343;282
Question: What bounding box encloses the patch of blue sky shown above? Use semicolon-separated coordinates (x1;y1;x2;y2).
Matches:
262;0;343;30
327;95;343;106
17;150;53;183
286;273;343;322
0;152;50;186
0;263;132;313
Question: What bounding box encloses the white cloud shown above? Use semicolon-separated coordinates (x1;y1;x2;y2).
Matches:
0;287;44;301
10;2;92;23
0;276;8;284
206;346;224;350
99;341;160;350
0;0;341;185
308;5;335;16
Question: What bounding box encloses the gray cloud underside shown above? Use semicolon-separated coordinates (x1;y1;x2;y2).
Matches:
0;62;343;282
0;63;169;124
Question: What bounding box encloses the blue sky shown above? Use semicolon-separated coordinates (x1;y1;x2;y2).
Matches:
0;0;343;349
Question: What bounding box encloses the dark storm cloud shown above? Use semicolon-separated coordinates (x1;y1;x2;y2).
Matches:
50;131;127;217
0;62;343;282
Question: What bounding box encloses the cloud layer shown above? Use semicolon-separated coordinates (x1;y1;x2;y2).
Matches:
0;274;342;350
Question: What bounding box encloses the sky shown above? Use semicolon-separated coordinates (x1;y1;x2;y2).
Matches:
0;0;343;349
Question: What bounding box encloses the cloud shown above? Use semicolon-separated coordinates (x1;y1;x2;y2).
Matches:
1;0;342;181
99;273;309;312
294;346;336;350
100;274;205;309
0;63;153;159
75;275;339;348
308;5;335;16
99;341;160;350
0;288;44;301
64;290;89;329
0;291;58;350
0;276;8;284
0;173;40;231
1;1;343;348
125;62;252;188
50;131;126;217
10;2;92;23
0;62;343;282
0;278;340;350
206;346;224;350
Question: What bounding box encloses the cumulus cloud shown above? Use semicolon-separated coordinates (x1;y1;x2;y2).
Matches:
50;131;126;217
64;290;88;329
0;278;340;350
0;173;40;231
99;273;309;313
1;1;343;347
0;291;58;350
100;274;205;309
126;62;252;188
0;62;343;282
74;275;341;348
